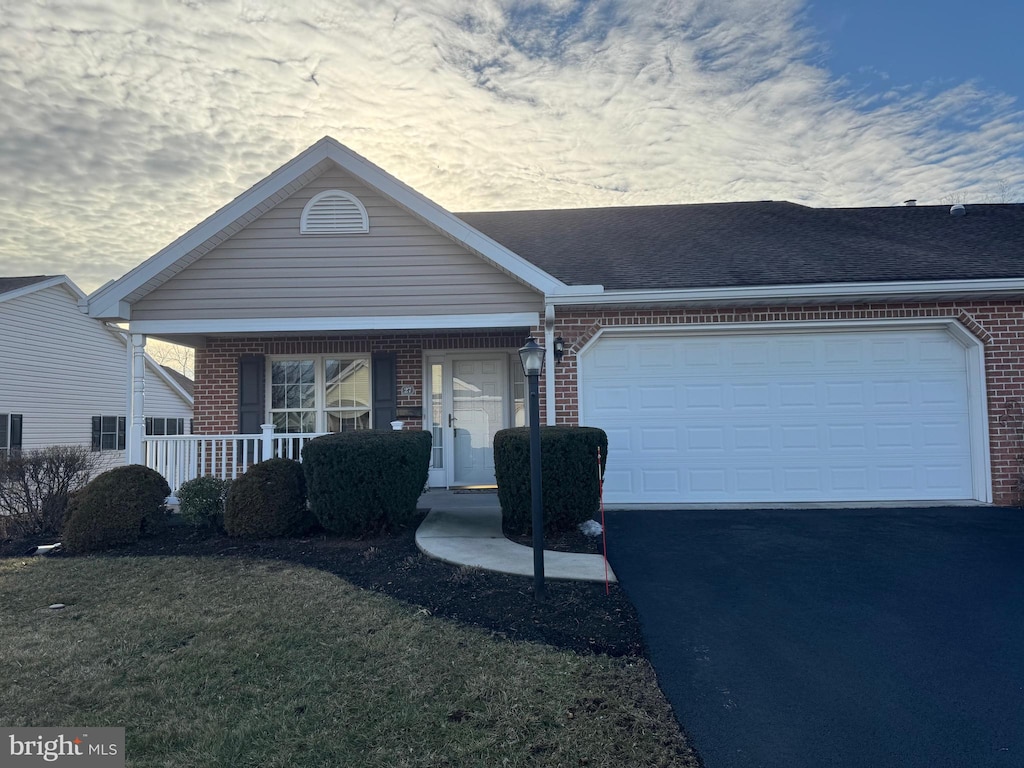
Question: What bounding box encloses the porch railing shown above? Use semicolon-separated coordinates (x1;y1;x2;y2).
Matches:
144;424;326;493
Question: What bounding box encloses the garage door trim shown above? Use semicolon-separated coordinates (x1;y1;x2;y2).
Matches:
577;318;991;503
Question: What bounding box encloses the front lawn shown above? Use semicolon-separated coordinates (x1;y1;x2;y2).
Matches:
0;553;697;767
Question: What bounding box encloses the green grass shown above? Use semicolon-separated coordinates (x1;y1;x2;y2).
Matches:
0;555;696;767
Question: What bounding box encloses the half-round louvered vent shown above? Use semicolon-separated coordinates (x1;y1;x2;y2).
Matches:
300;190;369;234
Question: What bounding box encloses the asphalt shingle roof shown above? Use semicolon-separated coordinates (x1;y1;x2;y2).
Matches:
160;366;195;397
458;202;1024;290
0;275;55;295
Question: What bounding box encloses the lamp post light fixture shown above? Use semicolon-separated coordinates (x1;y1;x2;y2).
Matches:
518;336;546;600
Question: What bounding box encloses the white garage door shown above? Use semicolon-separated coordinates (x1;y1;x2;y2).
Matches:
580;327;979;504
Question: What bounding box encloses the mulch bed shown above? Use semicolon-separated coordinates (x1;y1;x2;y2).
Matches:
1;512;643;657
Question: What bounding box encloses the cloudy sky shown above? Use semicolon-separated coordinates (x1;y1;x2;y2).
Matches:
2;0;1022;292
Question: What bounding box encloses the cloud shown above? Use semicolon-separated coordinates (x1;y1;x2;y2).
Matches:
0;0;1021;291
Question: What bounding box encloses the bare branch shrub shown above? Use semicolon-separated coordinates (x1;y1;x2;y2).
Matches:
0;446;99;539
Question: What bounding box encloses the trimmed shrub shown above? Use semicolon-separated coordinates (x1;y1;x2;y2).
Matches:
224;458;311;538
494;426;608;535
302;430;431;537
62;465;171;553
177;476;231;531
0;445;99;539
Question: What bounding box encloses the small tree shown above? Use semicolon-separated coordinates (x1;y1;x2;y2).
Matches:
0;446;99;539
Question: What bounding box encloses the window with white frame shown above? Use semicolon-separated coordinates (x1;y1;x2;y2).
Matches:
1;413;23;458
146;417;187;436
91;416;125;451
269;357;371;433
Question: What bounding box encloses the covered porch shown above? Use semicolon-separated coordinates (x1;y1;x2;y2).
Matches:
128;324;556;493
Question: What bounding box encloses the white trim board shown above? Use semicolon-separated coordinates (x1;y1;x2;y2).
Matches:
548;277;1024;307
128;312;541;336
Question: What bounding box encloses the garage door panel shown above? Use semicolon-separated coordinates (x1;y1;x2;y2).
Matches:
581;328;978;504
638;386;676;410
641;469;683;493
640;428;680;451
733;425;773;451
919;378;965;405
682;383;724;409
684;426;725;451
732;383;771;409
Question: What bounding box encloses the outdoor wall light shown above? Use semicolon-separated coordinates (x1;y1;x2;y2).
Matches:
553;336;565;364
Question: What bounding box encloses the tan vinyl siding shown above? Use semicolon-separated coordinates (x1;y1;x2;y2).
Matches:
131;168;543;321
0;285;192;459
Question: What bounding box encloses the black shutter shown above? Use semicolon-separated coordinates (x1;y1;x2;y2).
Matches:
238;355;266;434
145;417;154;436
117;417;126;450
91;416;102;451
371;352;397;429
10;414;22;453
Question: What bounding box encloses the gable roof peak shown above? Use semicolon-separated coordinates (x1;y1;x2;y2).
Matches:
87;138;574;319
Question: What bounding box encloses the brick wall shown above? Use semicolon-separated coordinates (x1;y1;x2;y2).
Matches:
191;300;1024;506
547;300;1024;506
193;331;524;436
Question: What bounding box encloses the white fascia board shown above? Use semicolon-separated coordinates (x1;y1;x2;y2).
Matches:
319;140;568;295
548;277;1024;307
545;284;605;296
87;142;335;320
128;312;541;335
0;275;84;305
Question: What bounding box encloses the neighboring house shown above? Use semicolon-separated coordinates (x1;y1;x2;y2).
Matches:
0;275;193;466
86;138;1024;505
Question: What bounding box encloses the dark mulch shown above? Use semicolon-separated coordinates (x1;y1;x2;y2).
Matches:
1;513;642;657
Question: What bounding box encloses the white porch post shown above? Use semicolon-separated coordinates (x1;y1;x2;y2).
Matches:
128;333;147;465
260;423;275;462
544;304;557;425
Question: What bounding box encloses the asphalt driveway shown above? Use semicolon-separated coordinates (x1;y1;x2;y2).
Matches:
605;507;1024;768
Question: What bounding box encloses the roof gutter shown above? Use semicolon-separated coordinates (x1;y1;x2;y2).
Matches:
546;277;1024;307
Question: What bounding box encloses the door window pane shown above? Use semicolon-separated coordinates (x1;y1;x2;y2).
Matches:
431;363;443;468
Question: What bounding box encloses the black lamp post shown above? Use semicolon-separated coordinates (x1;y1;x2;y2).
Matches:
518;336;546;600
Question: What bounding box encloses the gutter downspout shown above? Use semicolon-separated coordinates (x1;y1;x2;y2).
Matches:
544;304;556;425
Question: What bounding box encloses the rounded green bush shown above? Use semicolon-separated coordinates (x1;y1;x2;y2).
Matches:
223;458;312;538
302;430;431;537
177;476;231;531
62;465;171;553
494;426;608;536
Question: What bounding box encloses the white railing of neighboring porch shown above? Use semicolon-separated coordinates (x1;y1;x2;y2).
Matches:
143;423;326;493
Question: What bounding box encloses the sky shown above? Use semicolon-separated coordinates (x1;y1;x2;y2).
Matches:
1;0;1022;293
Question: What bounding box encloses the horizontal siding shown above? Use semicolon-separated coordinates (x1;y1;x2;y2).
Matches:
0;286;192;457
131;167;543;322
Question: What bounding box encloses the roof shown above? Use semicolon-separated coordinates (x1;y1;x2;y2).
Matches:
458;202;1024;291
160;365;195;397
0;275;59;295
0;275;86;305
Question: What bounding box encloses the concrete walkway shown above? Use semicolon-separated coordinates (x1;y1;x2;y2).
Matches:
415;490;616;583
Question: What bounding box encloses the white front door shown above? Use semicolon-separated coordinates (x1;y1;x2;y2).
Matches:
426;354;514;488
452;356;507;486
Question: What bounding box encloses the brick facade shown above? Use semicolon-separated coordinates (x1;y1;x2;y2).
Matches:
193;331;525;436
191;299;1024;506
